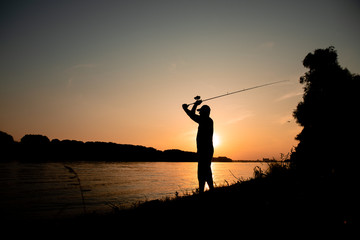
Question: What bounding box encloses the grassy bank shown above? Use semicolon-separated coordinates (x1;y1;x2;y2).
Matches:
46;162;356;234
4;162;354;237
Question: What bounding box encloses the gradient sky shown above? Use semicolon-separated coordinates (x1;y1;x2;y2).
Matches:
1;0;359;160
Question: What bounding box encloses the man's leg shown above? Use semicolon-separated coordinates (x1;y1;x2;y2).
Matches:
207;177;214;191
198;162;206;193
206;164;214;191
199;179;205;193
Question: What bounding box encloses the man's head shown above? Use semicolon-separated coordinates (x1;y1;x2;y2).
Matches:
197;105;211;117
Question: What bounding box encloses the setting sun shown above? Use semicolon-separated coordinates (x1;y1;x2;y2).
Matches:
213;133;220;148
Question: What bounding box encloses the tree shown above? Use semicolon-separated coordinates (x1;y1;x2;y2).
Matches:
0;131;15;160
0;131;14;145
21;134;50;145
291;47;359;178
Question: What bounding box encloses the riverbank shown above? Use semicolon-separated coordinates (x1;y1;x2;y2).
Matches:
44;163;357;234
4;162;356;236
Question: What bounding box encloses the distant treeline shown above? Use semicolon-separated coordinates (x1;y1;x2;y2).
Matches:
0;131;232;162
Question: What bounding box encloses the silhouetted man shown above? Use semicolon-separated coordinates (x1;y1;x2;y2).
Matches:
182;100;214;193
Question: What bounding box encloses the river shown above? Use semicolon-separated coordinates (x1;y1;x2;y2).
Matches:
0;161;267;219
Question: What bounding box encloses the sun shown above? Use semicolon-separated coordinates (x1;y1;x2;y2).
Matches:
213;133;220;148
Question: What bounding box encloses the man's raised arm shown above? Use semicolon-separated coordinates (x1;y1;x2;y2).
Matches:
182;100;202;123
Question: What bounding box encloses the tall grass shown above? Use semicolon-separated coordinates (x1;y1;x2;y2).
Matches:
253;152;292;180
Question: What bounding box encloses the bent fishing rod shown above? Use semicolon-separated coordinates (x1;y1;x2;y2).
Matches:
188;80;289;106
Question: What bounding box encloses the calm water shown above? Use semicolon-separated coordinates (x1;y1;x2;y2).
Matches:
0;161;267;219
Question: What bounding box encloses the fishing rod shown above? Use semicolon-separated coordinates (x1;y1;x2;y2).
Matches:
188;80;289;106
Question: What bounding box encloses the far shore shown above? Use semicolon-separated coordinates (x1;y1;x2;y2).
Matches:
1;132;287;163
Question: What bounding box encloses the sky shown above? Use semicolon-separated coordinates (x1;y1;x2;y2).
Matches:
1;0;359;160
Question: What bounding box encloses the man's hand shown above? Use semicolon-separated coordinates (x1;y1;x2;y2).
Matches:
194;100;202;106
182;104;189;110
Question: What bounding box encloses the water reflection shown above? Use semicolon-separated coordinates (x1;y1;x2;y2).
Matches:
0;162;267;219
